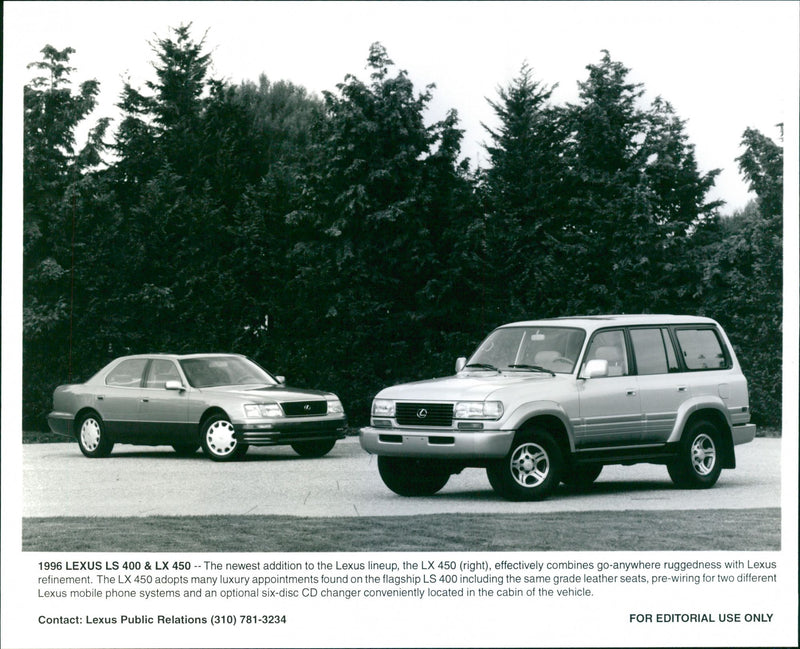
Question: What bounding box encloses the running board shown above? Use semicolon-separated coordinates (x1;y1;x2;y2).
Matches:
572;443;678;466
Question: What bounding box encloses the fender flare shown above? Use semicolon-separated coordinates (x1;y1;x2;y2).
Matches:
502;401;575;452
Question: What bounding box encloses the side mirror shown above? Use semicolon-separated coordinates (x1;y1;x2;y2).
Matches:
581;359;608;379
455;357;467;373
275;375;286;385
165;380;184;391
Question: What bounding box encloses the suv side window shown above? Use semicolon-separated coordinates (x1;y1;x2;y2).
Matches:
675;328;729;370
630;328;679;375
106;358;148;387
584;329;629;376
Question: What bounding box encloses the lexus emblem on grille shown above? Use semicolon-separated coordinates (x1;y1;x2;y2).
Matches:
304;404;311;411
417;408;428;419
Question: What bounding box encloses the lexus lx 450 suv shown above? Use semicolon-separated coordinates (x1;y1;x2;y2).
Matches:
360;315;756;500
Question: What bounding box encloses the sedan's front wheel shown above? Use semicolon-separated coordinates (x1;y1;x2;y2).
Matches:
77;411;114;458
200;414;246;461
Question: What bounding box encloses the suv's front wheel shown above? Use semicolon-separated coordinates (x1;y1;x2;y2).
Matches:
668;419;722;488
377;457;451;496
487;428;563;501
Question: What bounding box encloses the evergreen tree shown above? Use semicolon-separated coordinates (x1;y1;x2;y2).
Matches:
700;127;783;427
478;63;569;322
562;51;720;314
287;43;476;419
23;45;108;428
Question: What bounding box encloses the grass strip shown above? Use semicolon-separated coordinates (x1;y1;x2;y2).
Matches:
23;508;779;552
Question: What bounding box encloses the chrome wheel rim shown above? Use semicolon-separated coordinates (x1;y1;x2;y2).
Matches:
206;420;237;456
80;418;101;452
690;433;716;475
510;442;549;488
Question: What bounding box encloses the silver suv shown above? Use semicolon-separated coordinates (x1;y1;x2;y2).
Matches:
360;315;756;500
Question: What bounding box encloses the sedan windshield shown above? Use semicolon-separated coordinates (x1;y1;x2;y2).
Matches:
467;327;585;374
180;356;276;388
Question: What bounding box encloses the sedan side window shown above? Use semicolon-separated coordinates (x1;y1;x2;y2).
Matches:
144;359;181;388
105;359;148;387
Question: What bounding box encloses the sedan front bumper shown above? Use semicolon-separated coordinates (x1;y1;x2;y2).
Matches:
234;417;347;446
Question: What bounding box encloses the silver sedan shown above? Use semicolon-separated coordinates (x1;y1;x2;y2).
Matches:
47;353;347;461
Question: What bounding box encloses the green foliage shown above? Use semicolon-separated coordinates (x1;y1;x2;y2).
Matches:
22;33;783;430
698;127;783;426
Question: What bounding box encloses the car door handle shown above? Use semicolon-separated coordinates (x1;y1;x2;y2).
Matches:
96;395;104;400
141;398;149;403
677;386;688;392
626;390;637;396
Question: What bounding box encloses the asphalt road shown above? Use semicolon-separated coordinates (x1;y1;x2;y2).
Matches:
22;436;781;518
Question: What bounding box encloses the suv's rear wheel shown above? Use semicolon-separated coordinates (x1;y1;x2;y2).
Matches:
487;428;562;501
377;457;450;496
668;419;722;488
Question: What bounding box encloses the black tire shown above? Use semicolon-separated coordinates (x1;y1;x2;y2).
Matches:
76;411;114;458
172;441;200;456
668;419;722;488
377;456;451;496
486;428;563;501
562;464;603;489
291;438;337;458
200;414;246;462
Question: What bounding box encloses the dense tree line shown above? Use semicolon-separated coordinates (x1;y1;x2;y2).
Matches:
23;26;783;430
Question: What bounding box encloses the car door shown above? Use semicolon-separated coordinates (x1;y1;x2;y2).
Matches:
576;329;643;448
98;358;148;438
629;327;685;443
139;359;190;442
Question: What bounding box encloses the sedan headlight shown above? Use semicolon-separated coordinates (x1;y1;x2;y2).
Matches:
454;400;504;420
372;399;396;417
243;402;283;418
327;398;345;415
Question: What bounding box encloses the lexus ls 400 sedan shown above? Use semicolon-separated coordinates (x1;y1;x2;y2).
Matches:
47;353;348;461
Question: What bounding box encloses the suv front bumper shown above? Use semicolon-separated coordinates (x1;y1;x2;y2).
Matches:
359;426;514;459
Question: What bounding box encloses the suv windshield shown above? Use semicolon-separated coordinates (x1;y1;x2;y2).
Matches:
467;326;585;374
180;356;276;388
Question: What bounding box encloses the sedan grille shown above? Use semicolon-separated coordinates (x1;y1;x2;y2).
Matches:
396;403;453;427
281;400;327;417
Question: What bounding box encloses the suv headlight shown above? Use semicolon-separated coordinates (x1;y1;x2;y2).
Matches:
372;399;395;417
454;400;504;420
327;397;345;415
243;402;283;418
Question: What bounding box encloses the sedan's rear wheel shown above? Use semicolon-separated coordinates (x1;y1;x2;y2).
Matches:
291;439;336;458
77;411;114;458
200;415;246;461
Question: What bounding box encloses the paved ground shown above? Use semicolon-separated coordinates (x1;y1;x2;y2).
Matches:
22;436;780;518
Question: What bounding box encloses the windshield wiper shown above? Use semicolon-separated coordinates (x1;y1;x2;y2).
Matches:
464;363;501;373
508;364;556;376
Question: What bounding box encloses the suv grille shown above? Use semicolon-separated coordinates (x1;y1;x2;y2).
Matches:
396;403;453;427
281;400;327;417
